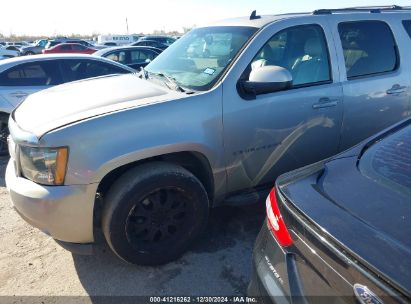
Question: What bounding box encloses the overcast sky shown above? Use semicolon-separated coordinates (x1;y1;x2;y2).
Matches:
2;0;411;36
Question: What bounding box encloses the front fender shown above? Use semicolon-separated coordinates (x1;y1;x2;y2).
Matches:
41;87;225;196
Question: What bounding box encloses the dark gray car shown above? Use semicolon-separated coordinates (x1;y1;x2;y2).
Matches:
20;39;48;55
249;117;411;303
94;46;162;70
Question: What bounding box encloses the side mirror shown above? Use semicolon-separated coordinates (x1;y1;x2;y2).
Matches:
239;66;292;99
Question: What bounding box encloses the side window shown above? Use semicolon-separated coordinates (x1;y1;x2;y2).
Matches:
61;60;83;81
130;50;155;63
106;51;127;64
338;21;398;79
144;50;156;60
402;20;411;39
130;50;143;63
60;44;71;51
0;61;63;86
72;44;85;51
250;24;331;87
81;60;130;79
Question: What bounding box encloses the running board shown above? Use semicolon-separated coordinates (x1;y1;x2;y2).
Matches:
224;187;271;206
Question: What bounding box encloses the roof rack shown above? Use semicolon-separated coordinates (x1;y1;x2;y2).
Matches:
313;5;411;15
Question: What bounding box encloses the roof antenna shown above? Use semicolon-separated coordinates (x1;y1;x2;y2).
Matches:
250;10;261;20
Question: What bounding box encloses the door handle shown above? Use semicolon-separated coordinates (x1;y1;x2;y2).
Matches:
386;84;407;95
312;97;339;109
10;92;28;98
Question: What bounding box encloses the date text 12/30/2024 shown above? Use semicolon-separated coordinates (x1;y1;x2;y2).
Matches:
149;297;258;303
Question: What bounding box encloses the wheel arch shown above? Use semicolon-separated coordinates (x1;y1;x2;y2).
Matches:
93;151;216;226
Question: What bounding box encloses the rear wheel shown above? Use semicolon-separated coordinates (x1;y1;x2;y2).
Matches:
25;51;35;55
102;162;209;265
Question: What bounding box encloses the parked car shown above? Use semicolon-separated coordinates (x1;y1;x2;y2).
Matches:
6;41;30;48
102;42;117;46
20;39;48;55
249;117;411;303
4;45;21;52
0;54;135;153
139;35;176;46
0;46;19;58
131;40;169;50
45;39;105;50
6;6;411;266
94;46;162;70
42;43;97;54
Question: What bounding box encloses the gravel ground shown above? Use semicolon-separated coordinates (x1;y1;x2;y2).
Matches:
0;156;266;302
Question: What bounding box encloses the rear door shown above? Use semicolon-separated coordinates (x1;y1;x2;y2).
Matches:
328;15;411;151
222;16;344;193
0;60;63;109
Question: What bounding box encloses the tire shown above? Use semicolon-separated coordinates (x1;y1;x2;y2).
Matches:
25;51;35;56
0;113;9;156
102;162;209;265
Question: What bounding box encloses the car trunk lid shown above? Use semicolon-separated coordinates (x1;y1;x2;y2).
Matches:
278;156;411;299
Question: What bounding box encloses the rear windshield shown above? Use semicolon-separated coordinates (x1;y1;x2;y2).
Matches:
359;124;411;198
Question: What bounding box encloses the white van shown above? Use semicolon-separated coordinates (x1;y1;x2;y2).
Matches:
97;35;139;46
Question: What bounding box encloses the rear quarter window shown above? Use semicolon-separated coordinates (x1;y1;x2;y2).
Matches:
402;20;411;38
360;125;411;199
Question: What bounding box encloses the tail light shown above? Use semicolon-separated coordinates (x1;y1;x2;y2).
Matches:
266;188;293;247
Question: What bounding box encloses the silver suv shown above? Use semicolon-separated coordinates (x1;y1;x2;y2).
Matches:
6;6;411;265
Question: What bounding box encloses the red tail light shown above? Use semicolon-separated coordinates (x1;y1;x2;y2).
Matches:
266;188;293;247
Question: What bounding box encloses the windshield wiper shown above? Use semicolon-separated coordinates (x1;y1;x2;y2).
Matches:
147;71;187;93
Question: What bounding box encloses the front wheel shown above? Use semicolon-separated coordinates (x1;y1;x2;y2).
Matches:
102;162;209;265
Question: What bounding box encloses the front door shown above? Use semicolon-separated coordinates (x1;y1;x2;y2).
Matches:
223;17;343;193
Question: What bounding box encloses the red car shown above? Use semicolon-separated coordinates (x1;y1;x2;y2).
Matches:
42;43;97;55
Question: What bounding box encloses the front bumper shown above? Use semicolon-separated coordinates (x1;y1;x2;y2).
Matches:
6;159;98;245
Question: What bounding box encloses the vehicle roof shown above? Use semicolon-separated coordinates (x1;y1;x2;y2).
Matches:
0;54;135;72
206;13;309;28
141;35;174;38
204;9;411;28
93;45;162;56
50;38;85;42
52;43;93;47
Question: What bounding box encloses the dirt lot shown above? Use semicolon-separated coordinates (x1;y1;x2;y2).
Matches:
0;156;266;302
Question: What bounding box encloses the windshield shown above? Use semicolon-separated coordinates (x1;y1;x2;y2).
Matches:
145;26;257;91
359;124;411;199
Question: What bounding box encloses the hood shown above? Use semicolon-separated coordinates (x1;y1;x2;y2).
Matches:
14;73;176;138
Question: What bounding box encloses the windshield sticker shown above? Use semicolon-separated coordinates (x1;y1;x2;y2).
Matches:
203;68;216;75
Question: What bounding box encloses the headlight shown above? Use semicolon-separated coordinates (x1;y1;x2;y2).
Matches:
20;146;68;185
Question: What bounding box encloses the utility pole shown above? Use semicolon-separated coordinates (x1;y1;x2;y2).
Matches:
126;18;129;34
